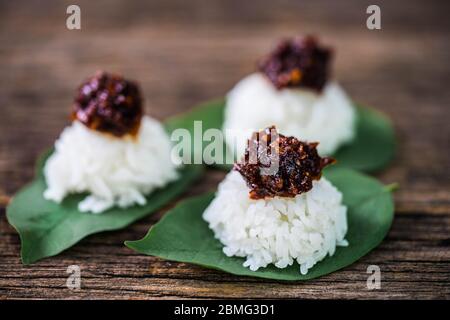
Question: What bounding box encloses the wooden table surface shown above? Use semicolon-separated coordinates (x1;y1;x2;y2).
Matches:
0;0;449;299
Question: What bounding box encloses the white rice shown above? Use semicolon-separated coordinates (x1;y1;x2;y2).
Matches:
43;116;180;214
223;73;356;157
203;171;348;275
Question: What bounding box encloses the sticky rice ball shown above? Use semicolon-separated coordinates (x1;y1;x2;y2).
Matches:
203;127;348;275
43;72;180;213
223;36;356;157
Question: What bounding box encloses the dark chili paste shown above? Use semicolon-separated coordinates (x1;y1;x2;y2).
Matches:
234;126;335;200
258;36;332;91
72;71;143;137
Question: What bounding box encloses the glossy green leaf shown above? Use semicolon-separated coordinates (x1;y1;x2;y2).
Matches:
7;150;203;265
165;99;396;172
333;107;396;172
126;168;395;280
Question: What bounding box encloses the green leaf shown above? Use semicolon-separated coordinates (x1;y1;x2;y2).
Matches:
165;98;235;169
165;99;396;172
125;168;395;280
6;150;203;265
333;106;396;172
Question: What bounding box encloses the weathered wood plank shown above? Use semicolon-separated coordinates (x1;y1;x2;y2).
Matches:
0;0;449;299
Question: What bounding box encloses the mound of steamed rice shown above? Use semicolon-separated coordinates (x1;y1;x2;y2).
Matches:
203;171;348;275
223;73;356;157
43;116;179;214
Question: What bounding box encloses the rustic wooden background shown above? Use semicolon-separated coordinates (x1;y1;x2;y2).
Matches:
0;0;449;299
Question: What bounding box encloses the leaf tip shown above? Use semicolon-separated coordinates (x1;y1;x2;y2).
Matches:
20;255;34;265
384;182;399;192
124;240;138;250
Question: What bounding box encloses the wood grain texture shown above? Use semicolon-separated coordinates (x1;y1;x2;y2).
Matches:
0;0;449;299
